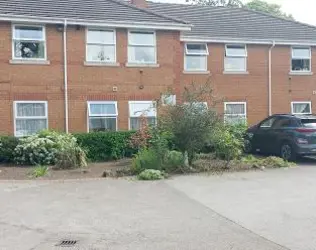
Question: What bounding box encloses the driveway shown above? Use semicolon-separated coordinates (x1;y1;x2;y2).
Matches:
0;161;315;250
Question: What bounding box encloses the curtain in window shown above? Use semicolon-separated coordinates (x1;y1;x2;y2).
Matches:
16;119;47;136
130;117;156;130
293;103;311;114
17;103;46;117
226;104;245;115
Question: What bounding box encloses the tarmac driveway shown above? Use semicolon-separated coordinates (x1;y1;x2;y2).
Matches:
1;160;316;250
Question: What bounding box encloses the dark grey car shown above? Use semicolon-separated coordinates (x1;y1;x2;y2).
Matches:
245;114;316;161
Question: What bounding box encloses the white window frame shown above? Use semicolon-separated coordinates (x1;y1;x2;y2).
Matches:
85;28;116;63
14;101;48;137
291;46;312;73
224;44;247;72
12;24;47;60
291;101;312;115
87;101;118;132
128;101;157;130
184;43;209;72
128;30;157;64
224;102;247;123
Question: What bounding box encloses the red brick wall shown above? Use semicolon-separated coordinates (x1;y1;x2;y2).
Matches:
0;22;180;134
1;20;316;135
180;43;316;125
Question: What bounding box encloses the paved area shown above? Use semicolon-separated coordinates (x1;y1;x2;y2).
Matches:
1;160;316;250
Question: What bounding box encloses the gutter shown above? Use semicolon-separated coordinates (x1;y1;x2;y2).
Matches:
0;14;192;31
63;19;69;133
268;41;276;116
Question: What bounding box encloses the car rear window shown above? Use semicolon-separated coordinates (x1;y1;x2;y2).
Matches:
301;119;316;128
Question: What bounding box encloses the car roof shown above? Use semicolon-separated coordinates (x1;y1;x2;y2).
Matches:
272;114;316;120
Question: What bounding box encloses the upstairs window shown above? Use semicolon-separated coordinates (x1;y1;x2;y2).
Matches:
88;102;118;132
224;44;247;72
291;102;312;115
184;43;208;71
291;47;311;72
129;101;157;130
14;101;48;137
128;31;156;64
86;29;116;63
224;102;247;124
13;25;46;60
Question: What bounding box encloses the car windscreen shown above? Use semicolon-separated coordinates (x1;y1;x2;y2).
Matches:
301;119;316;128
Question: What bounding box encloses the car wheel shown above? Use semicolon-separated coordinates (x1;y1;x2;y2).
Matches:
244;139;253;154
280;142;296;161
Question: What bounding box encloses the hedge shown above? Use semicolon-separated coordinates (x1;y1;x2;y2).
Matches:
74;131;136;162
0;136;19;163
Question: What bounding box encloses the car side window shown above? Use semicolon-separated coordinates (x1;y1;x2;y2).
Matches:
272;118;293;129
259;117;277;129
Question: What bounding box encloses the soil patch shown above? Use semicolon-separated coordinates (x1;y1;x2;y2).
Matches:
0;159;132;180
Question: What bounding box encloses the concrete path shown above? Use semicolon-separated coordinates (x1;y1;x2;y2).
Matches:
1;161;315;250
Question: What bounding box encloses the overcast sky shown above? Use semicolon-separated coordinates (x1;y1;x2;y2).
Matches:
152;0;316;26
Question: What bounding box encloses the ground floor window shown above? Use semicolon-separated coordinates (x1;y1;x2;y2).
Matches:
14;101;48;136
224;102;247;124
129;101;157;130
291;101;312;115
88;101;118;132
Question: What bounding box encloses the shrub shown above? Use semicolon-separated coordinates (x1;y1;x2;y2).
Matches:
137;169;165;180
0;136;19;163
164;150;185;172
29;165;48;178
211;124;244;167
75;131;135;162
131;148;161;174
14;130;87;168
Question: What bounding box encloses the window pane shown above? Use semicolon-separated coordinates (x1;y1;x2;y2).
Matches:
89;103;116;115
86;45;115;62
292;48;310;58
16;119;47;136
129;46;155;63
225;115;246;125
225;57;246;71
130;117;156;130
129;102;156;117
129;32;154;45
17;103;46;117
14;26;43;40
292;59;310;71
226;45;246;56
186;44;207;54
226;104;245;115
87;30;114;44
185;55;207;71
293;103;311;114
260;117;277;128
89;117;116;132
14;41;45;59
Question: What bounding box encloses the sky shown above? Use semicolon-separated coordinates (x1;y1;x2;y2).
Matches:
152;0;316;26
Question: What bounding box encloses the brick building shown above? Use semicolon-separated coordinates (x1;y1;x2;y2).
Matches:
0;0;316;136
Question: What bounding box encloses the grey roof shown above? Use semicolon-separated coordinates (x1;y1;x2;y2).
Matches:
0;0;187;25
148;2;316;42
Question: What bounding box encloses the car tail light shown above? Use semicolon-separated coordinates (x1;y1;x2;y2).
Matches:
295;128;316;133
296;138;309;144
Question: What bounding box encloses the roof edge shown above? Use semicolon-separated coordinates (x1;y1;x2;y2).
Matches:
181;35;316;46
0;14;191;31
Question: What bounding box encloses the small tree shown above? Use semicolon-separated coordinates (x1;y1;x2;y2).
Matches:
159;79;221;166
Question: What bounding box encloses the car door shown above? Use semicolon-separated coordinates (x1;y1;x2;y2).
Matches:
252;116;278;153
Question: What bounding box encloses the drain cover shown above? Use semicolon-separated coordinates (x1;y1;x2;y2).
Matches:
56;240;78;247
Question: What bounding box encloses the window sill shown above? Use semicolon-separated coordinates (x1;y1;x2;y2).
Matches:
183;71;210;75
84;62;120;67
289;71;313;76
223;71;249;75
125;63;160;68
9;59;50;65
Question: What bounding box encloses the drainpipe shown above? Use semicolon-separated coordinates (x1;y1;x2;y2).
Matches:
268;41;276;116
63;19;69;133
